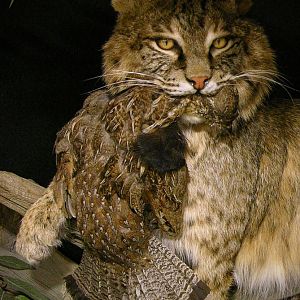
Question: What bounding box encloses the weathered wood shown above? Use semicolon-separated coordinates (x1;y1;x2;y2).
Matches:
0;171;45;216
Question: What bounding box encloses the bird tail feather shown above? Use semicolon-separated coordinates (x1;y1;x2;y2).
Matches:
65;237;209;300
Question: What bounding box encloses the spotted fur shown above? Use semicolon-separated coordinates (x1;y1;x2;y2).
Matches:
105;0;300;299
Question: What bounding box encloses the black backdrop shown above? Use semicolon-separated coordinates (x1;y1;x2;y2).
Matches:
1;0;300;187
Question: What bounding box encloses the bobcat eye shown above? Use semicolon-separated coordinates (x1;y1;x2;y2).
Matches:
156;39;175;50
212;37;228;49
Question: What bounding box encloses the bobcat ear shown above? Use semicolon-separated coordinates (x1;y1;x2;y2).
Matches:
237;0;253;15
219;0;253;15
111;0;137;14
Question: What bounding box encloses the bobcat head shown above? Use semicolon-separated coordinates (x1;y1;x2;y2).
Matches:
103;0;276;122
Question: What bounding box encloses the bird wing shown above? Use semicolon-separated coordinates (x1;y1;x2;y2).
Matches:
53;91;110;219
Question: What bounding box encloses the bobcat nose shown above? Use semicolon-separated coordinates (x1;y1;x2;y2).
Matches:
190;76;209;90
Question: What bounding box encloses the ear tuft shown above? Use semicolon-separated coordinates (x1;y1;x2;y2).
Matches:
111;0;136;14
218;0;253;16
111;0;129;13
237;0;253;15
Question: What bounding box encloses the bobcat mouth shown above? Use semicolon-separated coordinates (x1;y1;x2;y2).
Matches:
200;80;220;96
200;76;235;96
161;81;197;96
197;90;219;97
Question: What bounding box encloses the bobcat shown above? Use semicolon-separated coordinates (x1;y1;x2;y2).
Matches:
16;0;300;299
104;0;300;299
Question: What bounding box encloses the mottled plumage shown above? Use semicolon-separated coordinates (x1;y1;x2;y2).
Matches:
54;88;190;262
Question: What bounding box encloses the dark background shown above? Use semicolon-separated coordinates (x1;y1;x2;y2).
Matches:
1;0;300;187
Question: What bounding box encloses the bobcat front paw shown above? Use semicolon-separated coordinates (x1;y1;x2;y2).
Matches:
16;189;66;265
16;235;60;265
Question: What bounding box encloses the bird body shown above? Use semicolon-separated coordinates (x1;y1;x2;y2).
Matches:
54;88;189;261
42;88;208;299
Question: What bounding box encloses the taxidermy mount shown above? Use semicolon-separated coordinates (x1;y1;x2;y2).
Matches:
16;0;300;299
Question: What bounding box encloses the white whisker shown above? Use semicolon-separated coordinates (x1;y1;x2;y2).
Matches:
84;70;166;84
234;73;298;93
247;73;297;91
244;69;291;84
233;69;298;93
234;74;295;103
219;83;238;88
85;81;160;95
114;70;165;81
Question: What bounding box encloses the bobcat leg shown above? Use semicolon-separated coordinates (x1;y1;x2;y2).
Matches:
16;187;66;264
194;252;235;300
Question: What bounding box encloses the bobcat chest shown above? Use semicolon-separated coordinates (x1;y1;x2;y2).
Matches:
173;127;258;272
